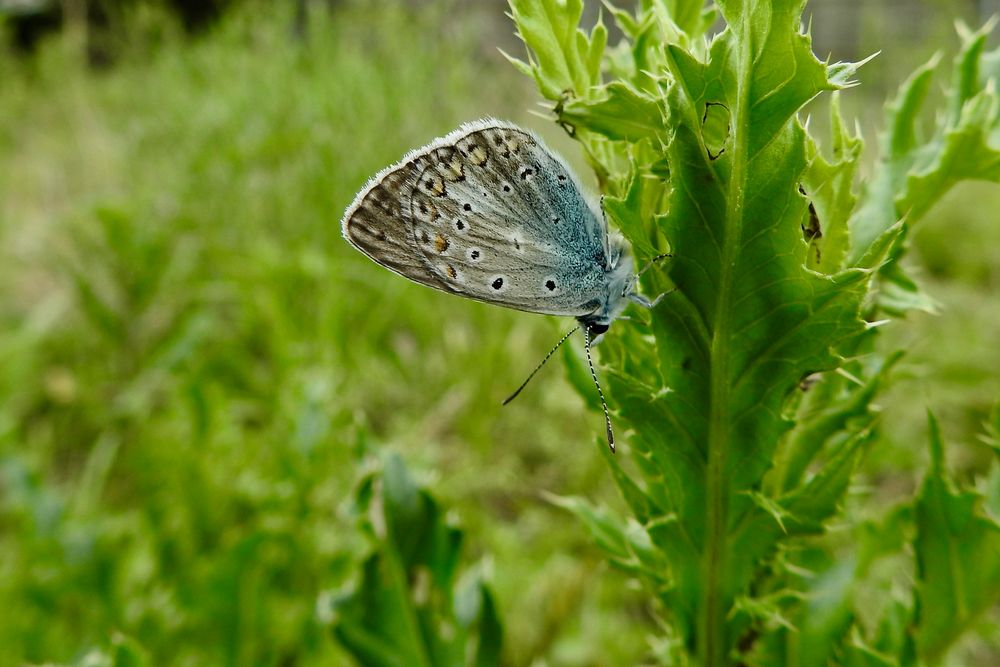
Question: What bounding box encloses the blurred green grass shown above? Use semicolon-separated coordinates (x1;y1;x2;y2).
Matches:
1;1;999;666
0;3;653;665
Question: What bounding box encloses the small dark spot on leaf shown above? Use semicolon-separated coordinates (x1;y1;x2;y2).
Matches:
799;185;822;263
799;371;821;391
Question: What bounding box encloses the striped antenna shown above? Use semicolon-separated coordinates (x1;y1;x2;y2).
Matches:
584;325;615;452
502;326;579;406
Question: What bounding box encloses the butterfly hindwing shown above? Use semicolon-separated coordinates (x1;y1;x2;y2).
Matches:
342;154;455;293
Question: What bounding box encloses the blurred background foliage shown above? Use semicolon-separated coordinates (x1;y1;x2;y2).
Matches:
0;0;998;665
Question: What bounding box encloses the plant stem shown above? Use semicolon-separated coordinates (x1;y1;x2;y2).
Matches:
699;17;751;667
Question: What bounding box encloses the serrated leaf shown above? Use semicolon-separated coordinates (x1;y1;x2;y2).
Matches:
546;492;632;562
848;56;940;263
801;92;863;273
913;413;1000;663
602;162;663;259
506;4;1000;665
848;25;1000;316
617;0;872;656
778;351;901;492
560;81;667;142
509;0;599;100
654;0;713;40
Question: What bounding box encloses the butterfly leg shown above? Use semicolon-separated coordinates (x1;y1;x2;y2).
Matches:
628;288;676;309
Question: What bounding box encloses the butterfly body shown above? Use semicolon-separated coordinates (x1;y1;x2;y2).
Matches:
341;119;639;333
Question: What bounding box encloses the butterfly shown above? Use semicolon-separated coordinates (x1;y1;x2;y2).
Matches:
341;119;666;451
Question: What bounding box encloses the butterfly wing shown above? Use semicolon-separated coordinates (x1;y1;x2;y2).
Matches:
341;152;455;292
342;119;613;317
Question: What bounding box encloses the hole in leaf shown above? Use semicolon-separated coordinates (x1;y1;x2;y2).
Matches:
702;101;730;160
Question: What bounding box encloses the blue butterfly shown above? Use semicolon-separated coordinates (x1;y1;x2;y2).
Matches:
342;119;666;450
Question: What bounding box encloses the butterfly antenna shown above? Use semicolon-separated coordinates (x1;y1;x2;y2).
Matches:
584;325;615;453
502;326;579;406
638;252;674;277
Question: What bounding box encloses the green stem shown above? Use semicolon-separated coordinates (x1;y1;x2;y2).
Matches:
699;16;751;667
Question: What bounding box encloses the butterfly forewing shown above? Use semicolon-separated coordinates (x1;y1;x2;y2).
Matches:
342;120;611;316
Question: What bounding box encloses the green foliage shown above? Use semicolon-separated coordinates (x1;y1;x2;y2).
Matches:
325;453;502;667
0;3;575;666
914;414;1000;664
509;0;1000;664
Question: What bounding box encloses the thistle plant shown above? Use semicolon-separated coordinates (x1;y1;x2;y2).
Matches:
507;1;1000;664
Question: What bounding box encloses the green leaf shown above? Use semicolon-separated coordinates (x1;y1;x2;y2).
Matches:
602;160;664;259
645;3;868;654
507;4;1000;666
559;81;667;142
330;453;502;667
848;24;1000;315
508;0;601;100
801;93;864;273
913;413;1000;664
547;490;674;603
108;634;150;667
777;351;901;493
